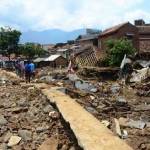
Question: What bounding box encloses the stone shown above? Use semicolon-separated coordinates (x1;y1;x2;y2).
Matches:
38;137;58;150
90;95;95;100
0;143;7;150
135;104;150;111
127;120;146;130
69;146;76;150
85;106;98;115
57;82;63;86
18;130;32;141
27;86;35;92
4;132;12;142
116;97;127;106
0;115;8;126
17;98;29;107
36;126;49;133
10;107;28;113
110;83;120;94
49;111;60;119
61;144;69;150
90;88;97;93
6;93;10;97
121;130;128;139
7;135;22;147
43;105;54;114
101;120;110;127
118;117;129;127
146;122;150;128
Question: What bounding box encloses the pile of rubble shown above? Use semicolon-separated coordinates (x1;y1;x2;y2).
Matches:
0;72;81;150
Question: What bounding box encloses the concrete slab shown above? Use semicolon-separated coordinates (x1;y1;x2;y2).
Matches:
35;84;133;150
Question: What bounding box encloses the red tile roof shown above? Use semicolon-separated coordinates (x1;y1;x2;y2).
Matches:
100;22;129;36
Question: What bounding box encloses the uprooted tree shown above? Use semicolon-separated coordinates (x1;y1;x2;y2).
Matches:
0;27;21;58
104;38;136;66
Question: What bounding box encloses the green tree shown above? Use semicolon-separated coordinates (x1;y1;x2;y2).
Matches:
0;27;21;57
20;43;46;59
105;38;136;66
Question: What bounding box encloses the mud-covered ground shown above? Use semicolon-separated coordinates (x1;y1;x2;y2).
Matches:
34;67;150;150
65;80;150;150
0;71;81;150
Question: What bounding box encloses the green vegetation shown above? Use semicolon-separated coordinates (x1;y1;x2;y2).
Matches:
19;43;47;58
0;27;46;59
104;38;136;66
0;27;21;57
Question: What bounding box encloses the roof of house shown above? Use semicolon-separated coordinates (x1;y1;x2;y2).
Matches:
57;49;69;52
100;22;129;36
45;54;62;61
78;34;99;41
137;26;150;33
33;57;46;63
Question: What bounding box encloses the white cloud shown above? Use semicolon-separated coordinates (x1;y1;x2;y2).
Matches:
0;0;148;31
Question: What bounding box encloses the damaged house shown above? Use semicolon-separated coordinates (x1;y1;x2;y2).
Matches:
98;22;139;52
135;19;150;53
77;29;101;48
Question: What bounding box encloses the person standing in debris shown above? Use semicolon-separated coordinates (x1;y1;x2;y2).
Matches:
25;61;31;83
19;59;25;78
15;60;21;76
29;61;35;79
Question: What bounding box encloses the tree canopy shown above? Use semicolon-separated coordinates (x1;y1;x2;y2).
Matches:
105;38;136;66
0;27;21;56
19;43;47;58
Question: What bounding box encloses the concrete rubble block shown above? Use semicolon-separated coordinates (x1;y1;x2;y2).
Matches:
116;96;127;106
7;135;22;147
127;120;146;130
90;95;95;100
43;105;54;114
0;143;7;150
85;106;98;115
18;130;32;141
114;118;122;137
130;67;150;83
0;115;8;126
4;132;12;143
119;117;146;129
146;122;150;128
135;104;150;111
17;98;29;107
56;82;63;86
119;117;129;127
101;120;110;127
75;80;97;93
27;87;35;92
38;137;58;150
36;126;49;133
40;76;54;82
110;83;121;94
122;130;128;139
49;111;60;119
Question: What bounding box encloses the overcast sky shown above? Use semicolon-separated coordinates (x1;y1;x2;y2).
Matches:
0;0;150;31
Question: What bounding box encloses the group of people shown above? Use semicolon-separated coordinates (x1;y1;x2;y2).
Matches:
15;59;35;83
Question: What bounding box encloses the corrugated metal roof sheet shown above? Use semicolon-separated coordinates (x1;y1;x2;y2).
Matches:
33;58;46;63
45;54;61;61
57;49;68;52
